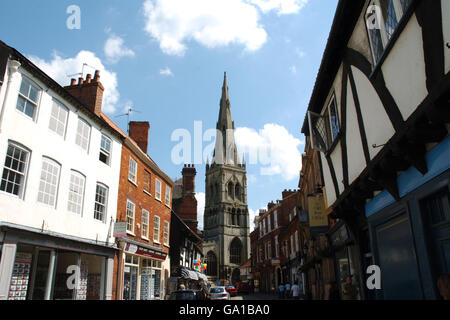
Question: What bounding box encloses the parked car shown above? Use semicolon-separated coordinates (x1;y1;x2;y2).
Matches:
168;290;203;300
235;282;250;294
209;286;230;300
225;285;238;297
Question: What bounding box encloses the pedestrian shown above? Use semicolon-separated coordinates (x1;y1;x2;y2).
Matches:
178;283;186;291
290;281;300;300
437;274;450;300
342;276;357;300
278;283;285;299
285;282;291;299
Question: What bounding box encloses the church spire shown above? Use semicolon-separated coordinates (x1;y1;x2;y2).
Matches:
213;72;239;166
222;72;229;102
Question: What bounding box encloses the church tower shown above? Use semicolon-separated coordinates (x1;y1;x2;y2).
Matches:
203;73;250;285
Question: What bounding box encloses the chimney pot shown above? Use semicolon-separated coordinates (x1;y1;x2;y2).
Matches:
86;74;92;84
70;78;76;86
78;77;84;85
94;70;100;82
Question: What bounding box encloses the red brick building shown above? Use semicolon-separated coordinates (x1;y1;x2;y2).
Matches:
298;136;336;300
252;190;304;294
106;120;174;300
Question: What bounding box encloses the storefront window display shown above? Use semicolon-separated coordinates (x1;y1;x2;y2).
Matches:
331;224;361;300
123;255;139;300
123;254;164;300
6;244;107;300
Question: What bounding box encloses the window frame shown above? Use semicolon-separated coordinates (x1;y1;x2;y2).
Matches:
165;185;171;207
143;170;151;195
163;220;170;246
99;134;112;166
153;215;161;243
128;157;137;184
67;170;86;215
126;200;136;235
37;156;61;208
94;183;109;223
366;0;413;66
16;75;41;120
0;142;31;199
142;209;150;240
48;99;69;138
155;179;162;201
75;117;91;152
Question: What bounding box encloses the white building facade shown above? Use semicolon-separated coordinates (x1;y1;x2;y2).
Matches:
0;41;122;300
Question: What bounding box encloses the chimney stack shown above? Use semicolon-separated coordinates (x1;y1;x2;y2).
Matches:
129;121;150;154
182;164;196;196
65;70;104;117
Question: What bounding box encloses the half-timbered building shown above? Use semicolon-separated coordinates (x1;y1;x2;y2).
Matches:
303;0;450;300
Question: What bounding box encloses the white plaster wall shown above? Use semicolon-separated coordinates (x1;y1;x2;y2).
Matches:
442;0;450;74
345;79;367;185
381;14;428;121
321;152;336;207
347;5;375;68
329;141;344;197
0;65;122;244
351;66;395;160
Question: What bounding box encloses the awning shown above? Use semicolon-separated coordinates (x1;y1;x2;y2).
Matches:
180;267;198;280
196;272;208;281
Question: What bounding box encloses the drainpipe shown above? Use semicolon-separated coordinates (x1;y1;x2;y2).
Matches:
0;59;21;134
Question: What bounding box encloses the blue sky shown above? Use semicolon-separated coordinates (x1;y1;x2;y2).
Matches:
0;0;338;230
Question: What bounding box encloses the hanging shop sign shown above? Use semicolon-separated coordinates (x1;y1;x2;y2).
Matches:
113;222;128;238
307;194;328;227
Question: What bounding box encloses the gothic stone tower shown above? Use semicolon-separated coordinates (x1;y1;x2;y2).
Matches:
203;73;250;284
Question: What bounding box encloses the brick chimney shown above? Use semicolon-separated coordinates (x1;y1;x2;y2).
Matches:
65;70;104;117
268;201;276;210
173;164;198;234
282;189;298;199
129;121;150;154
182;164;196;196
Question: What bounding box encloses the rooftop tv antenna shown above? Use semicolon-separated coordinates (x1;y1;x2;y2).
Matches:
115;106;142;134
67;63;97;79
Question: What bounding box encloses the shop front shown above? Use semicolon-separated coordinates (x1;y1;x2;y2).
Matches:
329;221;363;300
0;226;115;300
366;136;450;300
116;239;169;300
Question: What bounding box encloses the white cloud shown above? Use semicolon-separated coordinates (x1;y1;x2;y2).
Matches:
142;0;267;56
249;0;309;15
248;208;260;232
159;67;174;76
104;34;135;64
28;50;120;114
290;65;297;74
235;123;303;181
196;192;206;230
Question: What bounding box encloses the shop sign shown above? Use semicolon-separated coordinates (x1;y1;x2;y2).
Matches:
307;194;327;228
271;259;280;266
124;242;167;260
136;247;166;260
113;222;128;238
125;243;138;254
